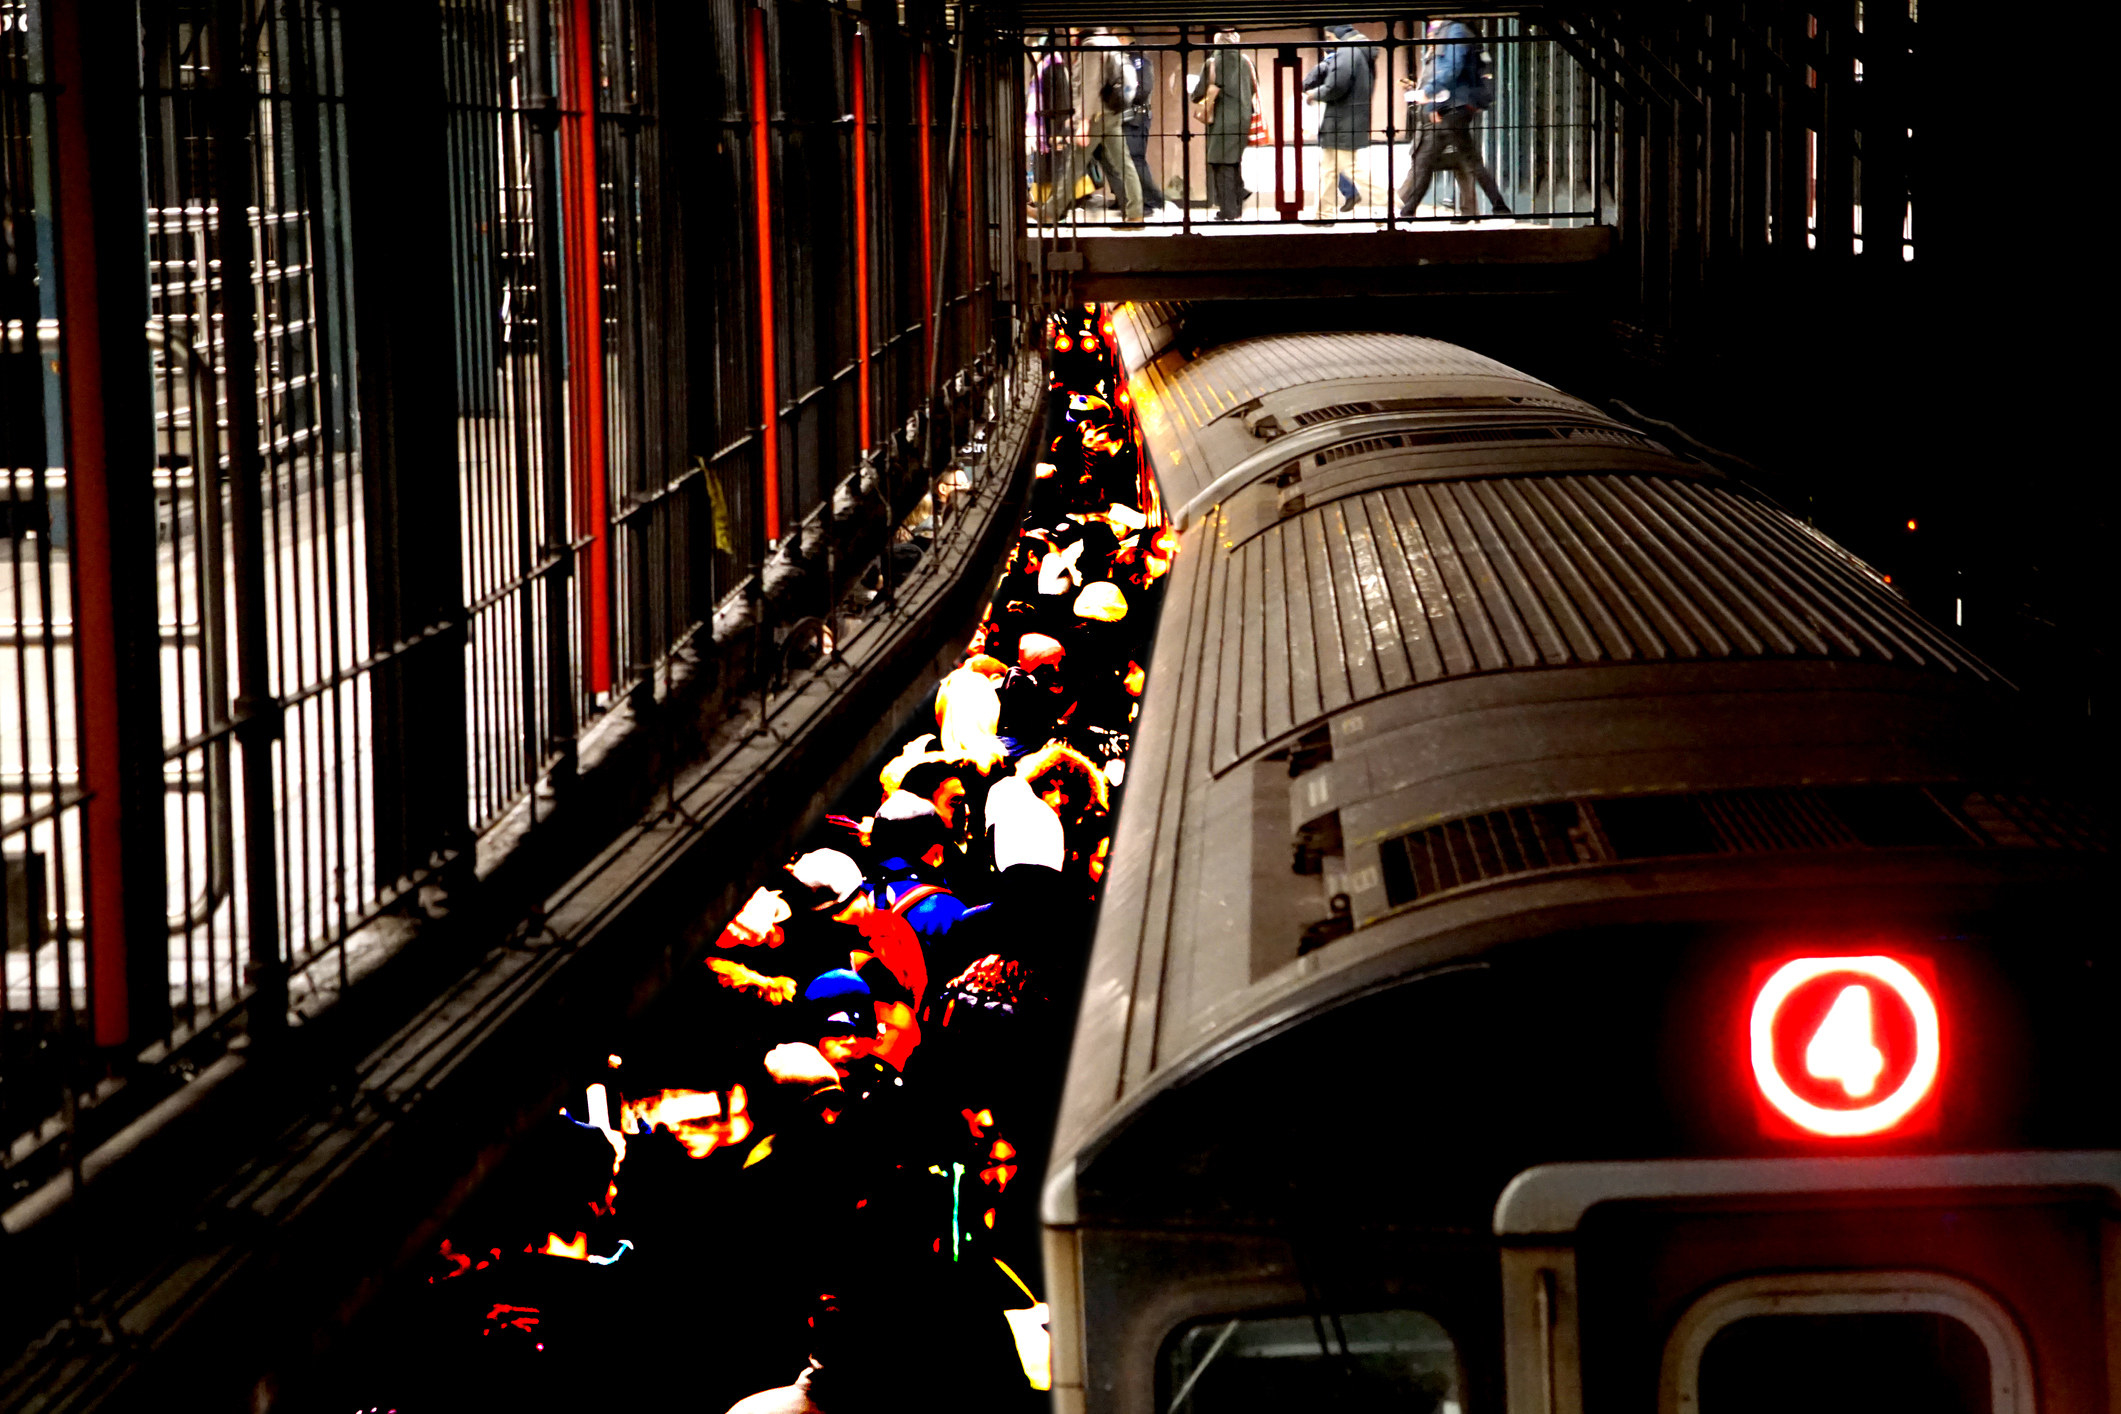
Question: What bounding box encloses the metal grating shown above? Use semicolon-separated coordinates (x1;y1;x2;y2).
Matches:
1375;785;2105;910
1205;473;1997;772
1293;401;1381;426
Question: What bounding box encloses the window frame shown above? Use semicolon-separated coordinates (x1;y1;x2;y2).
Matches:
1657;1270;2035;1414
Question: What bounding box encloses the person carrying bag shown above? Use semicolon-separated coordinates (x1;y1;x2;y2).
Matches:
1191;31;1253;220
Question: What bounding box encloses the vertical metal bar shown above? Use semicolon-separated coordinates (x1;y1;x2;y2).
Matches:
919;11;967;501
853;26;871;457
562;0;611;696
1178;27;1191;235
347;0;470;893
525;0;577;785
1383;17;1395;230
212;0;286;1034
918;45;934;378
748;4;780;547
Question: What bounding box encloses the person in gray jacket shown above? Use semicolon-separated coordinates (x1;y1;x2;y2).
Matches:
1191;31;1254;221
1303;23;1377;217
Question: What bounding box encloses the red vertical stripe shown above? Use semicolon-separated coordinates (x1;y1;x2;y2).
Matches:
918;49;934;341
750;7;780;544
852;33;871;454
48;3;127;1045
563;0;611;692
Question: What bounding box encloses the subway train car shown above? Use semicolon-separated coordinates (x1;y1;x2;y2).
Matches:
1041;304;2117;1414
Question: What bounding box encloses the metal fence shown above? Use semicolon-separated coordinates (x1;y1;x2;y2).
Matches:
0;0;1027;1173
1;0;87;1145
1021;21;1605;231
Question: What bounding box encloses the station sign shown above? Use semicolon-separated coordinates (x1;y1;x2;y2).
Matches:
1749;954;1941;1137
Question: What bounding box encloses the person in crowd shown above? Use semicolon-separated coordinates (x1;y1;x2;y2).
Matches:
1083;28;1144;224
1303;24;1379;217
1397;18;1510;220
438;319;1164;1414
1114;27;1164;215
1193;30;1254;220
934;663;1009;772
708;851;876;1019
896;756;986;872
1013;741;1112;890
997;632;1076;760
866;789;978;951
1033;32;1088;224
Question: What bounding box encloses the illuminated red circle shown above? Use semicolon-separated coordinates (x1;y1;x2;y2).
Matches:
1749;955;1940;1137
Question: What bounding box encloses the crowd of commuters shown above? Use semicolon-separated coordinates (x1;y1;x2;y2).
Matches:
381;310;1165;1414
1030;21;1510;225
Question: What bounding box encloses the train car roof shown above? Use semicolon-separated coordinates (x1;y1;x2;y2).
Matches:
1049;307;2033;1204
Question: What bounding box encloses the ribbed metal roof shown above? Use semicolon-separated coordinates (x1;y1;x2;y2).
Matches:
1200;474;1997;772
1127;328;1589;506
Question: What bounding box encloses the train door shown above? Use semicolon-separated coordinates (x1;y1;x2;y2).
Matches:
1493;1154;2121;1414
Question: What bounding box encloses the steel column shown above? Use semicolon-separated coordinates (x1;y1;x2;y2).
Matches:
345;0;472;892
749;4;780;546
47;0;169;1048
562;0;612;695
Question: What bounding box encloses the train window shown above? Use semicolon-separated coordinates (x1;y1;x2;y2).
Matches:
1163;1309;1461;1414
1662;1273;2033;1414
1696;1313;1990;1414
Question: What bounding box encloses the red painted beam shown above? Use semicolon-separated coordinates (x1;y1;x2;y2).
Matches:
750;6;781;545
563;0;611;692
47;0;129;1047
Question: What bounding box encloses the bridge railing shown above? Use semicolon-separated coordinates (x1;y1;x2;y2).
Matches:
1021;20;1606;233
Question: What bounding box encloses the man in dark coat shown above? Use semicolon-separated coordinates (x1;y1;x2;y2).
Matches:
1303;23;1377;217
1192;30;1254;220
1397;18;1510;220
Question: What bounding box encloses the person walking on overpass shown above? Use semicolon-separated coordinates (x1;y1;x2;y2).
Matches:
1303;23;1378;217
1193;29;1254;220
1397;18;1510;220
1114;27;1164;215
1083;29;1145;224
1032;33;1089;225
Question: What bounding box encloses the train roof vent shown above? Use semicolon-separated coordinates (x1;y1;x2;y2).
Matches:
1314;434;1407;466
1294;401;1382;426
1557;425;1667;453
1308;424;1584;469
1372;786;2100;911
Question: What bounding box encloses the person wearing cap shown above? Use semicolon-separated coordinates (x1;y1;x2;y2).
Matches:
864;790;977;952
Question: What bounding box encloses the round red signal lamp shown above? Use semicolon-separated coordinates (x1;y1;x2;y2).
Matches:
1054;334;1072;352
1081;335;1098;352
1749;955;1940;1137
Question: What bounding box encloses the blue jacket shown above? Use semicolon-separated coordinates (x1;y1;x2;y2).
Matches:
1418;22;1483;111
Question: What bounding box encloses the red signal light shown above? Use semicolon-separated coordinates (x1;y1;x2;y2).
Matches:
1081;335;1098;352
1749;955;1940;1137
1054;334;1072;352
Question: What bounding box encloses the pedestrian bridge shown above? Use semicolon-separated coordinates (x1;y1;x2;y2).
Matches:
1018;22;1611;296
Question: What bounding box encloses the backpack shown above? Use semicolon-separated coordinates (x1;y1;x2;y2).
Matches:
1461;47;1495;109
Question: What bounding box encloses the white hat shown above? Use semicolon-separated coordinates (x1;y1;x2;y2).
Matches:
788;849;864;907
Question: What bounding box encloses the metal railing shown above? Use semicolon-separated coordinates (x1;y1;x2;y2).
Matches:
0;0;1032;1190
1020;20;1606;232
